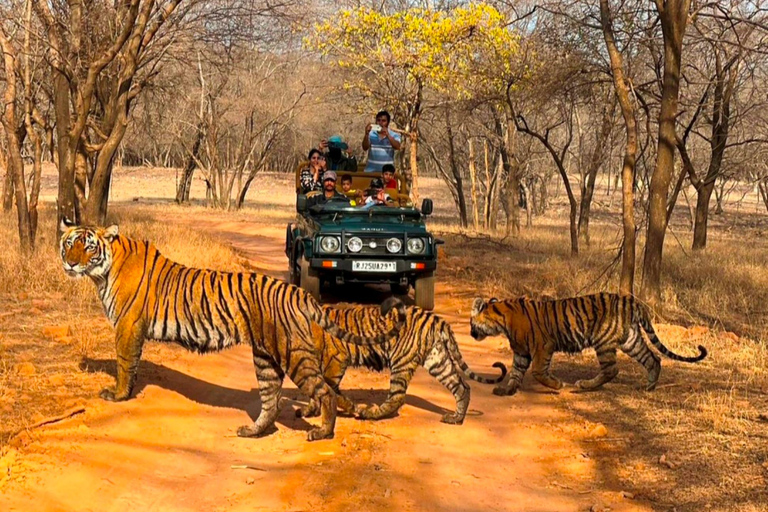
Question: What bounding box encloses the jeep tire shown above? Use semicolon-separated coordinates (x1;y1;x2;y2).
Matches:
300;258;320;301
390;283;410;296
414;272;435;310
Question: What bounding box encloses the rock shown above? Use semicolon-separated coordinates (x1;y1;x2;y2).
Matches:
659;454;677;470
13;362;36;376
383;488;392;498
590;504;609;512
588;423;608;438
245;477;255;485
9;431;32;449
621;491;635;499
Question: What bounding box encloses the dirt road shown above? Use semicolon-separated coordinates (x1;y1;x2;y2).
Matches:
0;220;650;512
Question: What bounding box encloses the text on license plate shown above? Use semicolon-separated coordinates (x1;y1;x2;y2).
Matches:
352;261;397;272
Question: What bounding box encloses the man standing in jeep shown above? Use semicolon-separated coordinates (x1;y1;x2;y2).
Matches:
362;110;402;172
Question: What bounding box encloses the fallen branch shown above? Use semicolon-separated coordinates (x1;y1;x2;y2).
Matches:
231;464;267;471
10;406;86;439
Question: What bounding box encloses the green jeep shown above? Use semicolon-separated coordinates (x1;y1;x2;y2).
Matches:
285;168;441;310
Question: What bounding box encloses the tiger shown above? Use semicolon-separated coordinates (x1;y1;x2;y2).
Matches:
58;219;405;441
469;293;707;396
297;304;507;425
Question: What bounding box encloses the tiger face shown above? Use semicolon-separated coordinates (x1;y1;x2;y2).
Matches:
59;219;118;279
469;297;504;341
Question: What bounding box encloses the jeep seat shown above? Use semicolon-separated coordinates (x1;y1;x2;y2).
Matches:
294;161;408;197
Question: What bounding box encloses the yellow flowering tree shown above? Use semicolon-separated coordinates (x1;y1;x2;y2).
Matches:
306;3;521;201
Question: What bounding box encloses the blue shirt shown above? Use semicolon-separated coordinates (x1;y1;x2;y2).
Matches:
365;130;401;172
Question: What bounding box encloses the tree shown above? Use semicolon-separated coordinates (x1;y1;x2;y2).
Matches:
599;0;640;296
306;3;519;202
32;0;190;228
640;0;691;310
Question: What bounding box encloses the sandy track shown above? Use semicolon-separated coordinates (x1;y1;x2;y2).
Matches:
0;220;650;512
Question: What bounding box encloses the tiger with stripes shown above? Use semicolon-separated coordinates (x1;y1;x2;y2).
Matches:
297;304;507;425
58;219;404;441
469;293;707;396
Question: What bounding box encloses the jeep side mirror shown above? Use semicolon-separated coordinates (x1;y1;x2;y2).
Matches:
297;194;308;213
421;198;433;216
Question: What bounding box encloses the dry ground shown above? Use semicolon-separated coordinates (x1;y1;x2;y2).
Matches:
0;165;767;511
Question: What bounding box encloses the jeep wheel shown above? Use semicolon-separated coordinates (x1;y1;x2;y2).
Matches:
289;251;300;286
390;283;410;296
300;258;320;301
414;272;435;310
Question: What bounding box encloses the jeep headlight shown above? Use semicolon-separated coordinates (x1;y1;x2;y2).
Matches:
386;237;402;254
347;236;363;253
319;236;341;254
407;238;425;255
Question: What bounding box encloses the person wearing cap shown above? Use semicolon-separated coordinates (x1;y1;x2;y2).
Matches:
361;177;395;208
308;170;351;207
319;135;357;172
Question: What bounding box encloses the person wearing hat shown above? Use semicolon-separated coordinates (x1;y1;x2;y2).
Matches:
319;135;357;172
307;170;351;207
361;177;395;208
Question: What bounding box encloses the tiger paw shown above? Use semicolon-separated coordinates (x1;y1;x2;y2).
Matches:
492;386;516;396
99;387;129;402
440;413;465;425
295;405;319;419
355;405;381;419
307;427;334;441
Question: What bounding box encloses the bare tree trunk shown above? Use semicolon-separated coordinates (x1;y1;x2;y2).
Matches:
2;149;12;211
177;122;204;204
468;138;480;231
445;110;468;227
758;179;768;212
578;94;615;245
601;0;638;295
691;53;734;250
498;115;520;237
522;180;533;227
641;0;690;309
0;28;32;251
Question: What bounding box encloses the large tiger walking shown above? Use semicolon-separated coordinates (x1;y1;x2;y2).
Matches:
299;304;507;424
58;220;404;441
469;293;707;396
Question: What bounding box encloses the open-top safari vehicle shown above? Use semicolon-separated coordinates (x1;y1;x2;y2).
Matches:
285;165;441;310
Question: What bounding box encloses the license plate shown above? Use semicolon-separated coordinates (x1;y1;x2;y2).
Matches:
352;261;397;272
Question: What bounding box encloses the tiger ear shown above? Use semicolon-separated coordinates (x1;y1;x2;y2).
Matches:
471;297;486;314
103;225;119;241
60;217;75;232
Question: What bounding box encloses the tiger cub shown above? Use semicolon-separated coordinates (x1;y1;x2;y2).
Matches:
469;293;707;396
59;219;403;441
299;304;507;424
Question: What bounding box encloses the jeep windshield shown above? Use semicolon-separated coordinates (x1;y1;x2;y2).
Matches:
308;202;422;218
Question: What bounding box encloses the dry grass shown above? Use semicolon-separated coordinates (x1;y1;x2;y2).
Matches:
423;177;768;512
0;204;248;447
2;169;767;510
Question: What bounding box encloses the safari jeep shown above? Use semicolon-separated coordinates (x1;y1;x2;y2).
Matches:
285;166;441;310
